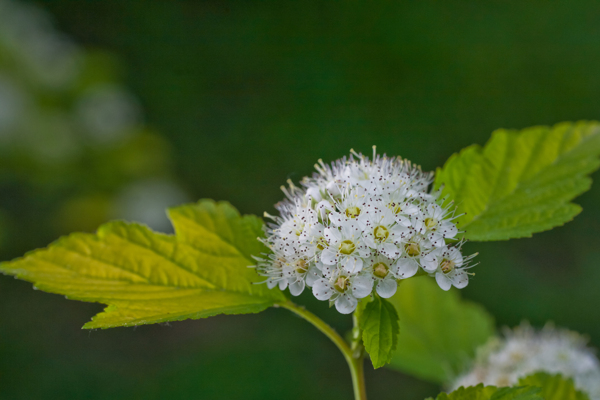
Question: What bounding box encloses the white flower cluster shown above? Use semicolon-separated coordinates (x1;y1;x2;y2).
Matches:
452;323;600;400
255;148;475;314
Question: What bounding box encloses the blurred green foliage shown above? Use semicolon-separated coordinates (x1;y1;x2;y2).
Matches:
389;277;494;384
1;0;600;399
0;0;187;253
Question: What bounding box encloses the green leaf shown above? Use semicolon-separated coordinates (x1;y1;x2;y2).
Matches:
431;384;542;400
434;121;600;241
0;200;285;329
518;372;590;400
387;277;494;383
360;296;400;369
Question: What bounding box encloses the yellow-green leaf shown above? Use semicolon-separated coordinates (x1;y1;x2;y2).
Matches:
434;121;600;241
430;384;543;400
518;372;590;400
0;200;285;329
388;277;494;384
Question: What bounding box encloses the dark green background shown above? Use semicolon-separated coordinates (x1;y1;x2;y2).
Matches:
1;1;600;399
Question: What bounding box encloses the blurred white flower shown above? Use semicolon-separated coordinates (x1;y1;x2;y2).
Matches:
111;179;189;233
76;85;141;143
0;0;80;88
452;323;600;399
0;75;25;133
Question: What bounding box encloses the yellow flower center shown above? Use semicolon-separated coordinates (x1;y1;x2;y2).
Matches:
345;206;361;219
387;202;402;214
373;262;389;279
440;259;455;274
316;237;329;250
334;276;350;293
373;225;390;242
295;259;309;274
273;258;286;269
405;242;420;257
424;217;437;230
339;240;356;255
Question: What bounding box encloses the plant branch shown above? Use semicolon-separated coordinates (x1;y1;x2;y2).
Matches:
279;301;367;400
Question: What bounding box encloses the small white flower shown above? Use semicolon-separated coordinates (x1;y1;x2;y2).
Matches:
255;252;289;290
359;206;411;259
380;188;420;227
364;254;398;298
278;201;318;246
413;203;459;247
426;245;475;291
312;273;370;314
281;256;321;296
394;234;435;278
321;221;372;274
328;186;368;226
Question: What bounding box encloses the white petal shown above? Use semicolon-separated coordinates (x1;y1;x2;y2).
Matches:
376;279;397;298
427;203;440;217
435;272;452;291
403;203;420;216
357;211;374;229
282;245;297;257
282;266;295;278
440;221;458;238
278;279;289;290
321;264;335;278
395;214;412;227
309;223;325;237
298;244;315;258
306;187;322;202
341;222;360;238
267;279;279;289
312;279;334;300
289;279;305;296
420;253;439;272
429;233;446;248
321;249;338;265
315;261;324;271
394;258;418;278
411;215;424;233
324;227;342;243
298;230;311;244
342;256;363;274
335;294;358;314
326;180;341;196
390;224;412;240
449;247;464;267
306;267;320;287
363;234;377;249
328;212;345;227
352;275;373;299
380;242;401;259
357;244;373;258
451;271;469;289
379;207;396;225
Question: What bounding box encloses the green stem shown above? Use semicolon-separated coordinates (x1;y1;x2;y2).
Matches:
279;301;367;400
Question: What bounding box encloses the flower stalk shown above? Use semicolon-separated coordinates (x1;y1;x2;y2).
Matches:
279;301;367;400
